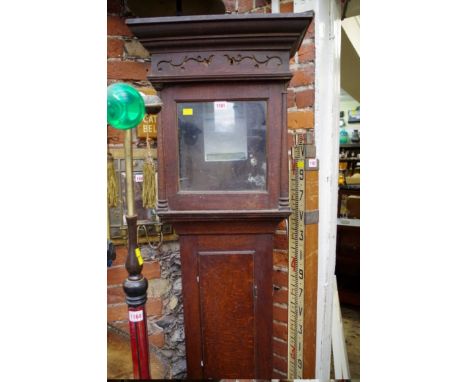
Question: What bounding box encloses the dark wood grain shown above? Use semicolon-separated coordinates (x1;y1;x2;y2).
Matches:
159;82;285;212
126;13;312;58
178;235;203;378
126;12;313;379
199;251;255;378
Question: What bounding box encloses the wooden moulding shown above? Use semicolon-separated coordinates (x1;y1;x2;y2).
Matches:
159;210;290;235
126;13;313;87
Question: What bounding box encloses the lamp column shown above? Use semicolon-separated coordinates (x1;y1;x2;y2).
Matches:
107;83;151;379
123;129;151;379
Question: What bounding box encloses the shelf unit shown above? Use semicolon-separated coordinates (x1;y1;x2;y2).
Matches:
336;143;360;306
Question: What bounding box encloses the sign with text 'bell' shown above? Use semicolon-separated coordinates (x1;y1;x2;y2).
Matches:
137;114;157;139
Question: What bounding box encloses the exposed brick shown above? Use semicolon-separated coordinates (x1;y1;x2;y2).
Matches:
149;331;165;348
249;7;265;13
108;261;160;285
112;320;129;334
107;266;128;285
273;305;288;322
295;89;314;109
108;38;124;58
223;0;237;12
273;322;288;341
273;354;288;373
273;233;288;250
146;297;163;317
113;246;127;266
107;16;133;37
273;250;288;268
273;369;287;379
273;270;288;288
306;22;315;39
255;0;268;7
124;40;150;59
107;286;126;304
107;124;124;144
273;338;288;357
290;68;314;87
288;110;314;129
287;90;295;108
298;43;315;63
107;0;122;14
143;261;161;280
273;288;288;304
277;220;287;230
138;87;158;96
280;1;294;13
238;0;254;13
107;61;150;81
289;55;296;65
108;304;128;322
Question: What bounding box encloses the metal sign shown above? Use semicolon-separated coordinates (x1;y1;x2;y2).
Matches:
137;114;157;139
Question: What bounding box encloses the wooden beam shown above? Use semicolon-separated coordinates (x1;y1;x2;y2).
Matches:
303;167;319;377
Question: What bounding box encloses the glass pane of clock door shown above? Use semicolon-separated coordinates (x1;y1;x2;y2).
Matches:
177;100;267;191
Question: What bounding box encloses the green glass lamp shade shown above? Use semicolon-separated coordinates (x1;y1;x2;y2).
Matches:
107;83;145;130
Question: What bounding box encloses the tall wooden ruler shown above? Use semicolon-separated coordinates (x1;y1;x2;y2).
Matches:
288;138;306;379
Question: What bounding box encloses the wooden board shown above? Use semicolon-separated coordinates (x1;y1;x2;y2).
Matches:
198;252;255;378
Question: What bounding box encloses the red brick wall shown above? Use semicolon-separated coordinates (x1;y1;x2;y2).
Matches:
107;0;165;350
107;0;153;146
107;246;165;348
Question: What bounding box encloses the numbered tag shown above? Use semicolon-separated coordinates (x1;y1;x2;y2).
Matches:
129;310;144;322
135;248;144;266
306;158;319;170
214;101;228;110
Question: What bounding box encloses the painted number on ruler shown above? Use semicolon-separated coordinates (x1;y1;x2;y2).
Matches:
291;256;297;272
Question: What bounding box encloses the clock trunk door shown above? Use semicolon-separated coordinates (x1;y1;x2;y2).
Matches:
198;251;256;378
